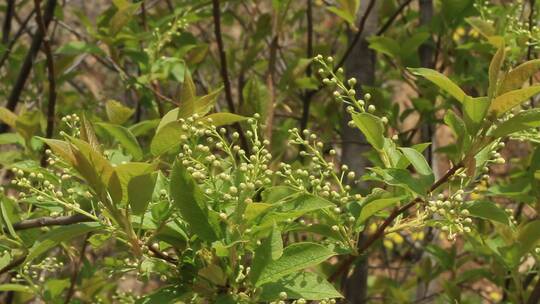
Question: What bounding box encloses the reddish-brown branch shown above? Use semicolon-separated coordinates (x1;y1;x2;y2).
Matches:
329;162;463;282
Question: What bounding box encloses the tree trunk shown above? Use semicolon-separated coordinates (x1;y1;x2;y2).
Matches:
341;1;378;303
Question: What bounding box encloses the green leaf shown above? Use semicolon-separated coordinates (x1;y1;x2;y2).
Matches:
180;70;196;104
259;272;342;301
108;162;154;205
110;2;140;35
398;147;433;177
129;173;157;215
490;108;540;138
517;220;540;255
105;100;135;125
489;86;540;116
467;201;509;224
444;110;468;153
150;121;186;156
0;284;33;293
368;36;400;59
409;67;468;103
69;138;114;198
56;41;104;56
358;196;406;224
129;119;160;137
0;107;18;128
135;286;188;304
96;122;143;160
255;242;335;286
37;138;75;164
170;161;219;241
465;17;496;37
26;223;101;262
488;40;505;98
180;88;223;118
251;225;283;284
500;59;540;94
352;112;385;150
80;114;101;153
199;112;247;127
369;168;432;195
463;96;491;135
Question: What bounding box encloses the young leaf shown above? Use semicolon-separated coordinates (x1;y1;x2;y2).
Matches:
250;225;283;284
108;162;155;205
128;173;157;215
150;121;186;156
358;196;406;224
169;161;219;241
500;59;540;94
0;107;18;128
352;112;385;150
489;86;540;116
199;112;247;127
105;100;135;125
26;223;101;262
517;220;540;255
488;41;505;98
178;88;223;118
80;114;101;152
180;70;196;104
408;68;467;103
490;108;540;138
255;242;335;286
463;96;490;135
465;17;496;38
398;147;433;177
259;272;342;301
467;201;509;224
96;123;143;160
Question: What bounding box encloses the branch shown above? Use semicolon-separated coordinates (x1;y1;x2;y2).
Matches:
0;0;56;133
2;0;15;44
0;9;35;70
299;0;314;134
211;0;249;152
63;233;89;304
33;0;57;141
329;162;463;282
11;214;93;231
376;0;414;36
334;0;376;72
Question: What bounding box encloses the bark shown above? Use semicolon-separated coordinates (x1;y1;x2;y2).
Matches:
341;1;379;303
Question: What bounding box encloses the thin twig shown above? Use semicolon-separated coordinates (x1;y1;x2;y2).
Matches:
376;0;414;36
0;10;35;70
0;0;56;133
334;0;376;71
211;0;249;152
34;0;57;140
64;233;90;304
300;0;314;134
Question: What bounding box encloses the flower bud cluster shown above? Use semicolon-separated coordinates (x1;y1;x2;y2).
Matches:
426;190;473;241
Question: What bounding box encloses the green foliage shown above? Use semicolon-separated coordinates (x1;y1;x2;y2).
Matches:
1;0;540;303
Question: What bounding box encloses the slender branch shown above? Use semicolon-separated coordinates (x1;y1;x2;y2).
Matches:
11;214;93;231
334;0;376;72
300;0;314;134
34;0;57;140
0;10;35;70
0;0;56;133
329;162;463;282
64;233;89;304
211;0;249;152
2;0;15;44
376;0;414;36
